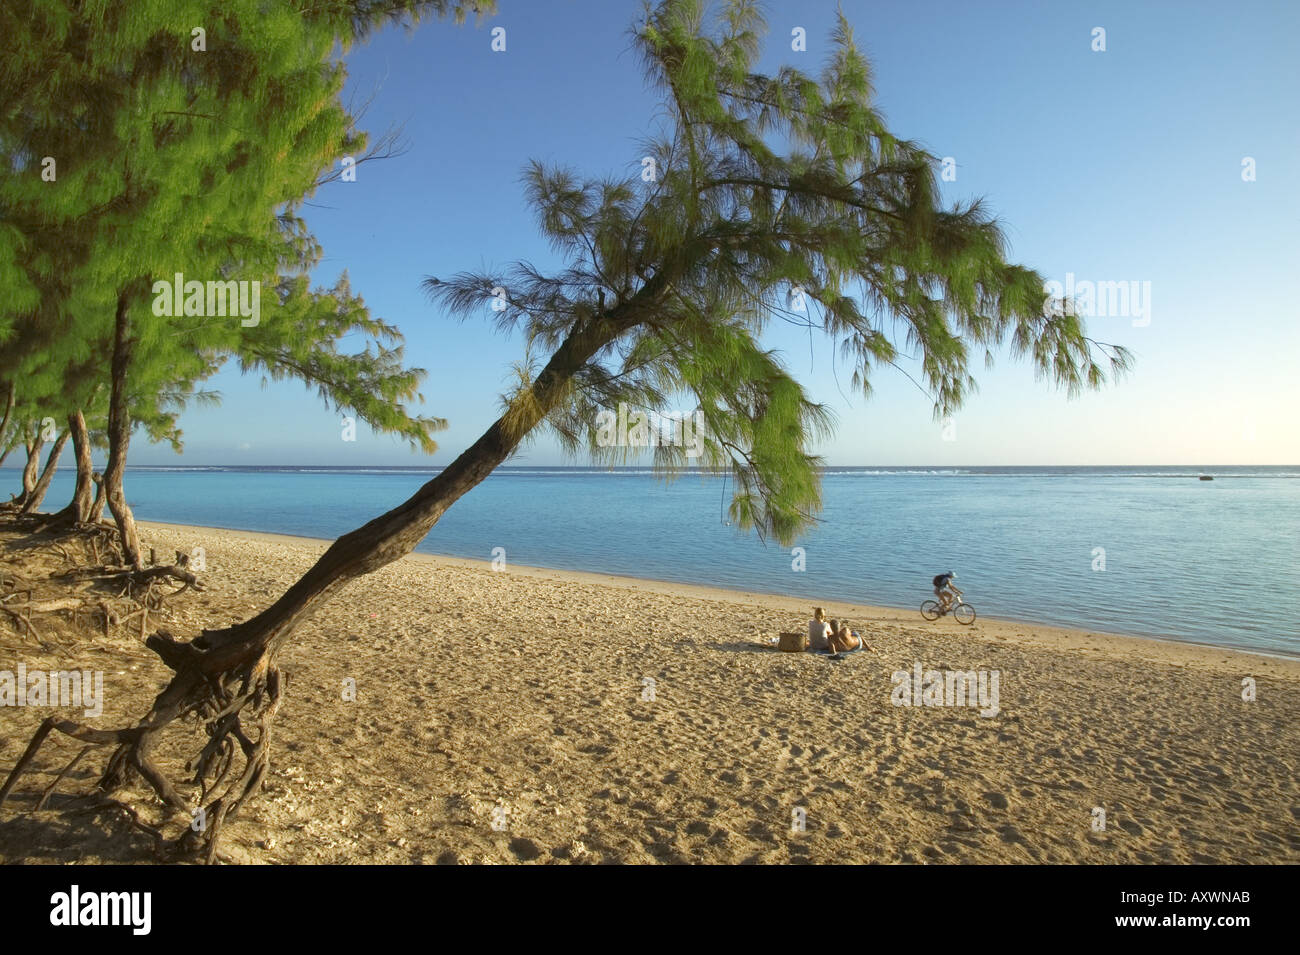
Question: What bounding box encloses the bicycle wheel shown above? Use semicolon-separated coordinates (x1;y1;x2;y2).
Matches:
953;603;976;625
920;600;941;621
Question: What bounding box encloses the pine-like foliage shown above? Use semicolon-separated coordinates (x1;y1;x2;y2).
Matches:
0;0;481;463
427;0;1130;545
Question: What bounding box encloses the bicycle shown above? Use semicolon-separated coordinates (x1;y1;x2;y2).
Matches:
920;595;977;625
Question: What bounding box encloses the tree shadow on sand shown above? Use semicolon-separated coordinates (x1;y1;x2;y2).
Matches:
0;788;164;864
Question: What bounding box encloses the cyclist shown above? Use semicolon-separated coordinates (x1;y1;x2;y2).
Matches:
932;571;962;612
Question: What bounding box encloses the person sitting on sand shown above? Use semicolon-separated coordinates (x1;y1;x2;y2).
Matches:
808;607;833;651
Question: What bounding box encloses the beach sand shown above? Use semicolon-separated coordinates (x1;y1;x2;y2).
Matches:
2;519;1297;864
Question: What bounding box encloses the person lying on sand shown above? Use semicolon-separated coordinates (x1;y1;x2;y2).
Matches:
828;618;875;657
827;618;856;653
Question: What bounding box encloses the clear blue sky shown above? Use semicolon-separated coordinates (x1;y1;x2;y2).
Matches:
132;0;1300;466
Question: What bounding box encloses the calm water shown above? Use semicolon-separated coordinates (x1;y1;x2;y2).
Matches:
21;465;1300;656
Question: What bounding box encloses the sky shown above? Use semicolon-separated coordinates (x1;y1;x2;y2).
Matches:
121;0;1300;466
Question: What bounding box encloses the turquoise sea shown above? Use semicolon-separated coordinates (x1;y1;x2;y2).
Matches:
18;464;1300;656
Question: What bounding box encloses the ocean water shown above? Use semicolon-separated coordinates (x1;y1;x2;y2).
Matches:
18;465;1300;656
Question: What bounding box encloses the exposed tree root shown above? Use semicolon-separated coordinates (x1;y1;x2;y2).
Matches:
53;563;203;596
36;745;93;812
0;625;284;863
0;514;248;861
0;517;202;646
0;605;42;642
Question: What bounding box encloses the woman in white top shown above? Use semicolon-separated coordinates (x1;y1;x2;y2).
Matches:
808;607;833;651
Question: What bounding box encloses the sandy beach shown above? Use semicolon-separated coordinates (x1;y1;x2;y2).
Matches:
2;519;1297;865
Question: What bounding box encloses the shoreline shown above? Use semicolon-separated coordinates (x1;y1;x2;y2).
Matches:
138;519;1299;668
5;517;1297;863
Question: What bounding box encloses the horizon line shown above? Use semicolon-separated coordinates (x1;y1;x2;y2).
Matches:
4;463;1294;470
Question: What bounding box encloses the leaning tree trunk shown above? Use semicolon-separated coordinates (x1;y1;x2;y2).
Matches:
0;303;647;862
8;428;44;509
0;382;15;469
37;412;95;526
19;428;71;515
103;289;143;568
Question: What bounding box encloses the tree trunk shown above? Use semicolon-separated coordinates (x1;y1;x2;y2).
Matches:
200;308;637;664
9;427;44;508
104;290;143;568
0;382;14;469
20;428;71;514
89;473;106;524
39;412;95;525
4;287;659;862
91;308;639;857
67;411;95;523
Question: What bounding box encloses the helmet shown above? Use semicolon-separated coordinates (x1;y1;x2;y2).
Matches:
949;571;956;578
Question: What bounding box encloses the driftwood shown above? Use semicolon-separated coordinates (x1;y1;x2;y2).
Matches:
0;606;40;641
3;597;84;614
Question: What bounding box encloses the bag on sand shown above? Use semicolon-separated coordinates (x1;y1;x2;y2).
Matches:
777;631;807;653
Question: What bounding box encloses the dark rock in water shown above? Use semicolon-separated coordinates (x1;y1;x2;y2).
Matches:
1199;475;1213;481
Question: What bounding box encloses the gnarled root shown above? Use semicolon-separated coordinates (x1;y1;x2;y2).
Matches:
0;626;283;863
53;563;203;597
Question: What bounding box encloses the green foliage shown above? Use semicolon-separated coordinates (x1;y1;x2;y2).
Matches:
301;0;496;45
0;0;459;462
427;0;1131;544
237;273;445;452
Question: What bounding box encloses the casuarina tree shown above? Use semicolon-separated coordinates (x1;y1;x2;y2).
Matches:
1;0;1128;861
